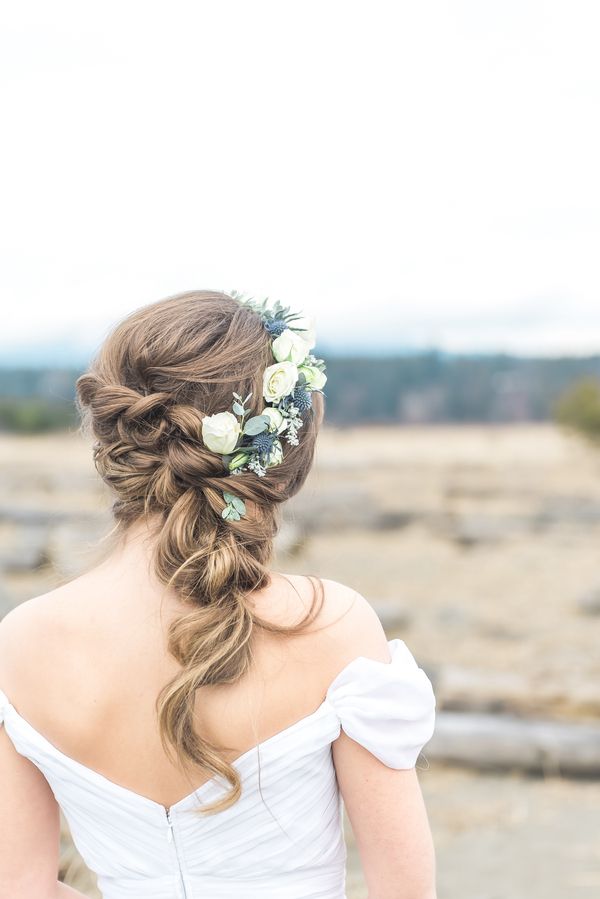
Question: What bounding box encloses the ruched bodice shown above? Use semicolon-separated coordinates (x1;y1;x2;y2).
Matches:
0;638;436;899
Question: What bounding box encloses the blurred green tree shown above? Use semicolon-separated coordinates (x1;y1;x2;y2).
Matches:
0;398;76;434
553;377;600;444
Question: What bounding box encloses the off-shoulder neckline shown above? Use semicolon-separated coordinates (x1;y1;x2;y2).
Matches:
0;638;403;815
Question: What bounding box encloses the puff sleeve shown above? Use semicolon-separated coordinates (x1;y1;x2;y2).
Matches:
325;638;436;769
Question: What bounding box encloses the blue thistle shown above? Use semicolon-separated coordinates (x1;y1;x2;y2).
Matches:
252;432;276;454
265;318;288;337
292;387;312;411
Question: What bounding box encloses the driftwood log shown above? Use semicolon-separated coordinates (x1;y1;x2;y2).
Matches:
424;711;600;777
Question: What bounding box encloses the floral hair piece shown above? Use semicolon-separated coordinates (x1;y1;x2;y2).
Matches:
200;295;327;521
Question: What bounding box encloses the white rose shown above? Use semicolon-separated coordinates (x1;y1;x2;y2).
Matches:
271;328;311;365
201;410;241;454
261;406;288;434
290;316;316;349
298;364;327;390
267;438;284;467
262;361;299;403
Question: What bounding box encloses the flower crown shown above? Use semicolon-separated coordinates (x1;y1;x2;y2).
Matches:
200;295;327;521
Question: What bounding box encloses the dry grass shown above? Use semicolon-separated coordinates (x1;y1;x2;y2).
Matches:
2;423;599;897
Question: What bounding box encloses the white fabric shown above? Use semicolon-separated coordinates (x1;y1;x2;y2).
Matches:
0;637;436;899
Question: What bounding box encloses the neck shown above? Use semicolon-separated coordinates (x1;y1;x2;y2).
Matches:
93;514;174;605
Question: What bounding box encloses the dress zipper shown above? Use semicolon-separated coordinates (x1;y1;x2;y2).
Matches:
165;807;189;899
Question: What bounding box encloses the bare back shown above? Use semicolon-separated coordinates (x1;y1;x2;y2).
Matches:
0;553;438;899
0;566;361;809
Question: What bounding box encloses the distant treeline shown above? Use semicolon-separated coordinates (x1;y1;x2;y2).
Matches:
1;353;600;432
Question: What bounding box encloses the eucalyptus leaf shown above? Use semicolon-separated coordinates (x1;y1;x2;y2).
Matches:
232;401;245;416
222;502;242;521
243;414;270;435
230;495;246;514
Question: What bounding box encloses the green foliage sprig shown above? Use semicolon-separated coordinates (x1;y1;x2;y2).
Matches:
201;294;327;521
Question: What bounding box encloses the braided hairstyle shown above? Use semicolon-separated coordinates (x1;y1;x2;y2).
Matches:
75;290;326;814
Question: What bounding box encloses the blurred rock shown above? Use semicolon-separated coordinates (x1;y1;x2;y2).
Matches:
434;513;525;547
434;665;534;715
476;621;521;640
370;601;412;632
287;487;381;532
372;510;414;530
435;603;473;632
0;524;49;572
534;496;600;529
274;520;306;557
0;505;94;525
576;587;600;616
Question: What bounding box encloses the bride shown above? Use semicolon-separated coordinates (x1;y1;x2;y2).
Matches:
0;290;437;899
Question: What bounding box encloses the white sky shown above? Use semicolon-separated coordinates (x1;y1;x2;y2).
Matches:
1;0;599;361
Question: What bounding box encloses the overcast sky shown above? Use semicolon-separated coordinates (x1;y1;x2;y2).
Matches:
1;1;599;362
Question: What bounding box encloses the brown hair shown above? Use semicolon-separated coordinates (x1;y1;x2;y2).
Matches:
75;290;326;814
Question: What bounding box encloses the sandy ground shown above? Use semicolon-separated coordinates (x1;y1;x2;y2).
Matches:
1;424;599;897
346;764;600;899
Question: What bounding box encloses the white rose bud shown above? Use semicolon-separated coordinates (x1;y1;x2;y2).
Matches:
267;438;284;467
201;410;241;454
271;328;311;365
228;451;250;471
298;364;327;390
261;407;288;434
262;361;299;403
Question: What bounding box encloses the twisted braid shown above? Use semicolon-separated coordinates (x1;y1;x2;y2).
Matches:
75;290;326;815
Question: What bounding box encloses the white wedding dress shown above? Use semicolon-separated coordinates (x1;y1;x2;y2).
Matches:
0;638;436;899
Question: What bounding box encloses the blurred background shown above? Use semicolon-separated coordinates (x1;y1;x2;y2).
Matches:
2;2;600;897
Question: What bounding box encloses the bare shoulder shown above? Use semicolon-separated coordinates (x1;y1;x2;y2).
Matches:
0;583;82;701
0;588;58;657
316;577;392;670
273;573;392;678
